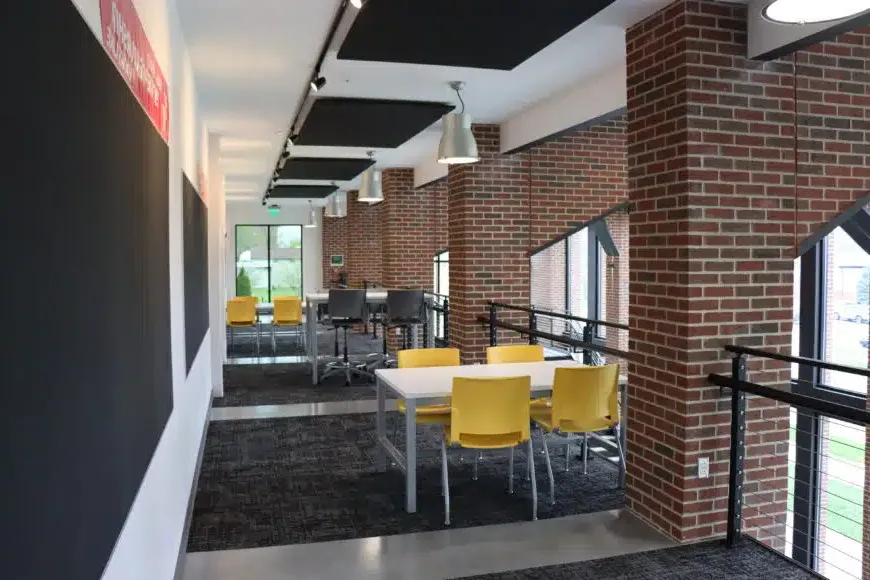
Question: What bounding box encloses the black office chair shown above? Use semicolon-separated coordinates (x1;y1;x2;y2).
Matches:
382;290;427;366
320;289;373;385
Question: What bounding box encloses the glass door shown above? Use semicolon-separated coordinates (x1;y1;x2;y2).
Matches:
269;225;303;299
235;225;303;302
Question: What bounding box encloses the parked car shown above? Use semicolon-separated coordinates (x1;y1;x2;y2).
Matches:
861;338;869;349
835;303;869;324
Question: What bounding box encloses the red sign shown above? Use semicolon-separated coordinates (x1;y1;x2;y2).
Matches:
100;0;169;141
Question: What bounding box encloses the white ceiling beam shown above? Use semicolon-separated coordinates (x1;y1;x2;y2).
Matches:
498;66;626;154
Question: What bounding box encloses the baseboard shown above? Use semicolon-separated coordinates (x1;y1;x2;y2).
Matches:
173;398;212;580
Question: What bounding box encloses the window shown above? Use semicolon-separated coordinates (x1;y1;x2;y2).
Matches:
789;214;869;579
529;211;623;350
235;225;303;302
434;250;449;297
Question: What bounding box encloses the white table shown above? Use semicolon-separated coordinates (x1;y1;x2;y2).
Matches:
375;360;615;513
305;290;436;384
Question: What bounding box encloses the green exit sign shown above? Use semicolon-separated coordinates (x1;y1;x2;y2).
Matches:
267;205;280;216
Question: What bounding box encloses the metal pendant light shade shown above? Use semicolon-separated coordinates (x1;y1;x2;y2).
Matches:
438;114;479;165
762;0;870;24
325;191;347;217
357;168;383;203
305;201;318;228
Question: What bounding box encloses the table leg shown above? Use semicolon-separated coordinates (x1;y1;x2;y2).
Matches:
405;398;417;513
376;376;387;471
619;382;627;488
308;301;318;385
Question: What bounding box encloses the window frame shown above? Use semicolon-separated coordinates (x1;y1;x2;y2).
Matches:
234;224;304;302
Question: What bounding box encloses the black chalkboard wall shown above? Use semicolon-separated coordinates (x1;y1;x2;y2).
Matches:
184;175;210;372
1;1;174;579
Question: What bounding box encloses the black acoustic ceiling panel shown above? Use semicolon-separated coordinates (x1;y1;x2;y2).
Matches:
270;184;338;199
296;98;452;148
277;157;374;181
338;0;617;70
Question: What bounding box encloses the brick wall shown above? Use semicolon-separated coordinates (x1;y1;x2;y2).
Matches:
322;215;347;287
625;0;870;544
528;120;628;247
428;179;448;253
346;190;382;288
447;125;529;363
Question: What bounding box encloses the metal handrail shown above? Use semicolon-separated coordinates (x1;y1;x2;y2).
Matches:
489;302;630;331
708;374;870;424
723;344;870;378
476;315;629;360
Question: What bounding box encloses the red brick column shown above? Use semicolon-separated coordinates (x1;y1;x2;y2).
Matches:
322;215;347;288
447;125;529;363
380;168;446;350
625;1;795;542
345;189;383;288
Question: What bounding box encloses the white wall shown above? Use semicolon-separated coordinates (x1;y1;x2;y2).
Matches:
68;1;214;579
225;200;323;298
208;133;227;397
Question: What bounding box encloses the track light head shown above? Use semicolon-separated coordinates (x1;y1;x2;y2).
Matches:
310;75;326;92
287;133;298;148
280;150;290;162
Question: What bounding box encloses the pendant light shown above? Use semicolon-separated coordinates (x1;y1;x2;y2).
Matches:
304;200;318;228
357;151;383;203
325;191;347;218
438;81;479;165
763;0;870;24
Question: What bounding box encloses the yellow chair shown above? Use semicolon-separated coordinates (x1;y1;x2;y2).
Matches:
486;345;550;408
227;298;259;355
441;375;537;525
531;364;623;505
271;296;303;352
394;349;460;435
486;344;545;364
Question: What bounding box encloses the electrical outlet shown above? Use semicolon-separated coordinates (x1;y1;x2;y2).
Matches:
698;457;710;478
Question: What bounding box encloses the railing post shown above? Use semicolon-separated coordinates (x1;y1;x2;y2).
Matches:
726;354;747;548
489;303;498;347
528;310;537;345
582;324;593;365
443;298;450;346
363;281;369;335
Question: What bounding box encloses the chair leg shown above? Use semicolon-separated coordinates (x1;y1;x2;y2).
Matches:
613;425;626;477
527;438;538;521
256;324;260;357
582;432;589;475
508;447;514;494
542;434;555;505
473;451;479;481
441;437;450;526
565;440;571;472
272;324;277;353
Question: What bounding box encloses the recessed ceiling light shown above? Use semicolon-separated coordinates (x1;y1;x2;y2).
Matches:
763;0;870;24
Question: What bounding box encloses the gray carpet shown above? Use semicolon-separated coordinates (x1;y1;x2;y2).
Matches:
452;540;816;579
187;414;624;552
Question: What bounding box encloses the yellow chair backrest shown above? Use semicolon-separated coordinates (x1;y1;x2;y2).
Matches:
550;364;620;433
227;299;256;326
398;348;460;368
448;376;531;448
237;295;259;304
486;344;544;364
273;296;302;325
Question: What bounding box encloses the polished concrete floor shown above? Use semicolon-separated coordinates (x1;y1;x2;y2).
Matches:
209;399;398;421
184;509;672;580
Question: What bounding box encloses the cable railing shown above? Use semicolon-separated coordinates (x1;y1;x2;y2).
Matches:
479;302;630;487
424;292;449;347
482;302;629;364
708;345;870;580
